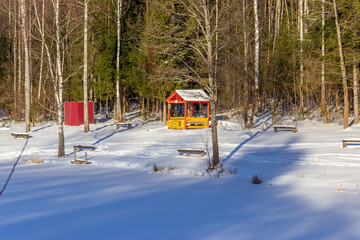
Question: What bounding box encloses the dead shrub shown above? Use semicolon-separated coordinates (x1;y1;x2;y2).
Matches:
251;174;263;184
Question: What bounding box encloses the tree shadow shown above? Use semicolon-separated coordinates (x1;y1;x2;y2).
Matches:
32;124;55;132
223;122;273;163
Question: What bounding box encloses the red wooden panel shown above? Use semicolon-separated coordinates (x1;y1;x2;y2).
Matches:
64;102;94;126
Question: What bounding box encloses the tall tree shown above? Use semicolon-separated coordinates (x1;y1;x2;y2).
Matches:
321;0;326;118
19;0;31;132
33;0;66;156
299;0;305;119
250;0;260;129
174;0;221;167
333;0;349;129
83;0;90;133
115;0;124;122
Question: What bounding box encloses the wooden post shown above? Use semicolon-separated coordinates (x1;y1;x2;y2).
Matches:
73;146;77;161
168;103;171;121
191;102;193;117
85;152;87;163
207;102;210;127
184;102;187;129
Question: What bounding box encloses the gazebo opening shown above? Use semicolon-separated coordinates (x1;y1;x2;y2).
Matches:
166;90;210;129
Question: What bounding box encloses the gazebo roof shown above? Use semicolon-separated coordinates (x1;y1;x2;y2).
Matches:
166;89;210;103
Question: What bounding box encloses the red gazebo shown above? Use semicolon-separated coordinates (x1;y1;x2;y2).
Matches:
166;90;210;129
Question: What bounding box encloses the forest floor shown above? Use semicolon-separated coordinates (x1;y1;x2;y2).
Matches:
1;109;360;239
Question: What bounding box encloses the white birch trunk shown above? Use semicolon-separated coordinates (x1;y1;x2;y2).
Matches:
83;0;90;133
243;0;248;75
299;0;305;118
321;0;326;117
333;0;349;129
55;0;65;156
37;0;45;100
20;0;31;132
354;63;359;124
254;0;259;91
13;1;18;121
115;0;123;122
273;0;281;52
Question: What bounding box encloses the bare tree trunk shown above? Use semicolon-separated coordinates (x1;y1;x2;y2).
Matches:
333;0;349;129
299;0;305;119
354;63;359;124
13;1;18;121
106;96;109;118
55;0;65;156
115;0;124;122
250;0;260;129
163;101;167;126
17;1;22;122
242;0;248;75
321;0;326;117
37;0;45;101
83;0;90;133
20;0;31;132
204;0;220;167
273;0;281;52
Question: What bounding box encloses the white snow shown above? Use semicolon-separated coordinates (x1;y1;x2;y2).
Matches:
1;111;360;239
175;89;210;102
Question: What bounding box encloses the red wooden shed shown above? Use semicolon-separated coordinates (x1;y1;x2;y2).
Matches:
166;90;210;129
64;102;94;126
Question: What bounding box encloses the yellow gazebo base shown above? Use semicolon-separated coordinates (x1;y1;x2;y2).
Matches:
168;117;208;129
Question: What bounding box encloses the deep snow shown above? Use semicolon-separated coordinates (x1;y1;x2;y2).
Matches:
1;111;360;239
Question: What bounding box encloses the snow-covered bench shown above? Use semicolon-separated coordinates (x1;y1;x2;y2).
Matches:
178;149;205;157
273;125;296;133
11;132;30;139
342;139;360;148
116;123;132;129
71;145;95;164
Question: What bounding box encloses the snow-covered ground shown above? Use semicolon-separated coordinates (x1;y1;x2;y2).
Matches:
1;111;360;239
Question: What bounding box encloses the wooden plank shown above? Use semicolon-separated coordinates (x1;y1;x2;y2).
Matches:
11;132;30;139
116;123;132;129
273;126;296;133
70;160;92;165
73;145;95;163
73;145;95;150
178;149;205;157
342;139;360;148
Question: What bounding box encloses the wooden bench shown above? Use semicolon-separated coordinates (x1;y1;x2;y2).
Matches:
116;123;132;129
186;118;208;129
11;132;30;139
273;125;296;133
71;145;95;164
342;139;360;148
178;149;205;157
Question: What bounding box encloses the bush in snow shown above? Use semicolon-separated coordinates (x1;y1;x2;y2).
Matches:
251;174;263;184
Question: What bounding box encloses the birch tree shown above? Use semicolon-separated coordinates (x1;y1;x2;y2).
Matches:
321;0;326;118
33;0;65;156
250;0;259;129
332;0;349;129
83;0;89;133
173;0;221;167
115;0;124;122
299;0;305;119
37;0;45;100
19;0;31;132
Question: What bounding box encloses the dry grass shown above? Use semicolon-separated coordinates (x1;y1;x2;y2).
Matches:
22;158;45;164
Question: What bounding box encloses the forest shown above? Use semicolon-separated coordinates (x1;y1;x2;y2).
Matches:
0;0;359;135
